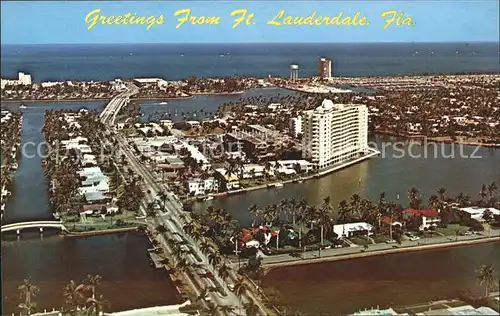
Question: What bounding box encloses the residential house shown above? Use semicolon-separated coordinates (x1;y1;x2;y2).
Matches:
403;208;441;230
214;168;240;191
455;206;500;222
185;177;219;196
333;222;374;238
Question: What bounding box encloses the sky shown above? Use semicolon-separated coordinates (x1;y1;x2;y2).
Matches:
1;1;499;44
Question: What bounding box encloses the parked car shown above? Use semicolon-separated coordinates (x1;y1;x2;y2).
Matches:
228;284;235;292
386;239;397;244
409;236;421;241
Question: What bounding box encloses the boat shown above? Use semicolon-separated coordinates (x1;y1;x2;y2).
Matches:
11;163;18;170
159;102;168;105
19;104;27;109
204;196;214;201
274;183;284;188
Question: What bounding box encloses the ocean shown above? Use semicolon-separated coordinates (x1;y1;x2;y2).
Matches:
1;42;499;82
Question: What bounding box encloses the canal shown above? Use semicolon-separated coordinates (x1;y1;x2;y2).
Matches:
262;241;500;315
1;102;179;314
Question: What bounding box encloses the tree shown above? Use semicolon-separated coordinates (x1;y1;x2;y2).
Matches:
18;278;39;316
476;264;498;297
244;301;260;316
63;280;85;315
85;294;108;316
408;187;421;209
482;209;494;237
84;274;102;300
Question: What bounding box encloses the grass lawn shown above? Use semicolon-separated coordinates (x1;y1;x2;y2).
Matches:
349;236;371;246
372;235;389;243
437;224;470;236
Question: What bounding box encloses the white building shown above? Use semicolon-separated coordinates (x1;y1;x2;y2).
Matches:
319;58;332;78
333;222;374;238
289;116;302;137
18;72;32;85
456;207;500;222
301;99;369;170
185;177;219;196
1;72;32;88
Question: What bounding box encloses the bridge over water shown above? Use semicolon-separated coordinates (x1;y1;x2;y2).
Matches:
1;220;68;234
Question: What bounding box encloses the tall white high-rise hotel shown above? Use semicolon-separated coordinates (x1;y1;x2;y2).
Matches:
301;99;369;170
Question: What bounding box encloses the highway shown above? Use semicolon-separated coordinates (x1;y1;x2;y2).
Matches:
99;85;269;315
100;82;138;125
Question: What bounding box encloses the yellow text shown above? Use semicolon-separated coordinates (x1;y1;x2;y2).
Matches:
381;10;416;29
267;10;369;26
230;9;256;28
85;9;164;30
174;9;221;28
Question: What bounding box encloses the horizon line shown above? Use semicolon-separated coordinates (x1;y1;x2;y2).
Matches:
2;41;499;46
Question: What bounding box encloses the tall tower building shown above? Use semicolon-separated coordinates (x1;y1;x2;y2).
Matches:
318;58;332;78
290;64;299;81
301;99;368;170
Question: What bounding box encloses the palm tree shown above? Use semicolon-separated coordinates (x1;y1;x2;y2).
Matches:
218;262;232;284
85;294;108;316
408;187;421;209
218;305;236;315
63;280;85;315
18;278;39;316
157;191;168;213
203;302;219;316
84;274;102;300
248;204;261;227
233;277;247;314
476;264;497;297
244;301;260;316
155;224;168;234
482;209;494;237
479;185;488;204
208;250;222;267
437;187;447;203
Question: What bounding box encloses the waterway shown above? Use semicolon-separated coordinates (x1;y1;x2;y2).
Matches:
193;137;500;225
1;102;179;315
1;93;499;314
262;242;500;315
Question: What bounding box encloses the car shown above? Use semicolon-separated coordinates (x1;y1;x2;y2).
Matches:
227;284;235;292
409;236;421;241
386;239;397;244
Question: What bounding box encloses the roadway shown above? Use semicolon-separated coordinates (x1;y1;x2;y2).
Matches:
112;132;257;313
99;88;269;314
254;230;500;268
100;82;139;125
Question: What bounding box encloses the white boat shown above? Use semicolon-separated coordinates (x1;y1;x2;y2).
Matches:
19;104;27;109
159;102;168;105
204;196;214;201
11;163;18;170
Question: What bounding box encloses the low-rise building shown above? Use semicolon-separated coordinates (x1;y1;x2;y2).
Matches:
214;168;240;191
185;177;219;196
333;222;374;238
455;206;500;222
403;208;441;230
